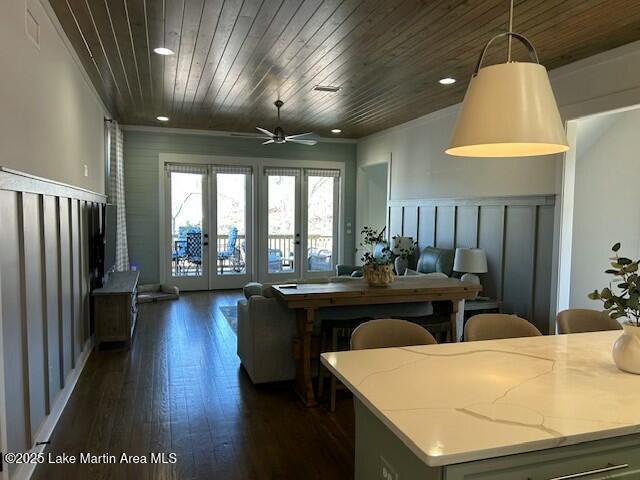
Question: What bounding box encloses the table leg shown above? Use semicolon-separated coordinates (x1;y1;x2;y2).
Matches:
449;300;459;342
293;308;317;407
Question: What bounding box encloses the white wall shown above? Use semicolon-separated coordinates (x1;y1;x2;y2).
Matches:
356;162;388;240
357;39;640;201
569;108;640;309
0;0;109;193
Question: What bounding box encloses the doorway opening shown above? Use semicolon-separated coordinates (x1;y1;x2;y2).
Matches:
557;104;640;314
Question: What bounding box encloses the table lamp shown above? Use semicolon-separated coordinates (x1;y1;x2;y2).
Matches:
453;248;487;289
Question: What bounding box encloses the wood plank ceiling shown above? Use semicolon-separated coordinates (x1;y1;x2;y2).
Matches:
50;0;640;138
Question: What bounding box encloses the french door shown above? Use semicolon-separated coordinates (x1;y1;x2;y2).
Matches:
261;167;340;283
165;164;252;291
165;164;210;291
164;161;340;289
210;166;253;289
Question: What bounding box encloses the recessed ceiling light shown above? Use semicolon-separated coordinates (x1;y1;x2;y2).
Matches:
439;77;456;85
331;128;342;134
313;85;341;93
156;115;169;122
153;47;175;56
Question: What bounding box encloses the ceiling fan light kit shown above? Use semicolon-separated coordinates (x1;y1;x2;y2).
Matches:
447;1;568;158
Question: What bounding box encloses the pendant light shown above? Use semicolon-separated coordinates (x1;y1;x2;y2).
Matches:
446;0;569;157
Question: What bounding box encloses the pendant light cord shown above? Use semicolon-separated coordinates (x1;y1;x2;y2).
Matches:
507;0;514;62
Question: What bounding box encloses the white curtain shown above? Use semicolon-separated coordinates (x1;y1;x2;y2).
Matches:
108;120;130;271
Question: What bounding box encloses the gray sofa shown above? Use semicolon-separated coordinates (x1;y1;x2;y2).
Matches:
237;278;436;384
336;246;455;278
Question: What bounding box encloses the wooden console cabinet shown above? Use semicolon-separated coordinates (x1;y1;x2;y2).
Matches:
92;271;139;349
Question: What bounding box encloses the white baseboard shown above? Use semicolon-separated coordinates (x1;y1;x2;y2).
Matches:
13;337;93;480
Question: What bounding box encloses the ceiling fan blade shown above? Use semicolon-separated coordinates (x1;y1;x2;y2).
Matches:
230;132;266;138
286;138;318;146
285;132;320;142
256;126;275;137
262;139;275;145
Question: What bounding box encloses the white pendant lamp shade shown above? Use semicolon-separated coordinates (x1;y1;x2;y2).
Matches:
446;32;569;158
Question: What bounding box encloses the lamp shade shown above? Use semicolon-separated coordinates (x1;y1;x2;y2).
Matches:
453;248;487;274
446;61;569;157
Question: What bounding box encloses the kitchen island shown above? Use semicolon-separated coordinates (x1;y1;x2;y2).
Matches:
321;331;640;479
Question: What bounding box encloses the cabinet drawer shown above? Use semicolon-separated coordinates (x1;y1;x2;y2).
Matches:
445;434;640;480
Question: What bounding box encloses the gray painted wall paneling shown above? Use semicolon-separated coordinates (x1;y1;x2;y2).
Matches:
0;190;30;459
417;206;436;250
58;198;72;380
21;193;47;438
435;206;455;249
42;195;62;405
389;196;555;333
0;172;103;462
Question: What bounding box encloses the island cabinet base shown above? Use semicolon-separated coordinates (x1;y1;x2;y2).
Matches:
354;399;640;480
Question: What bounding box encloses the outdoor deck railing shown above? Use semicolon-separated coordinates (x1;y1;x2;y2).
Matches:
173;233;332;257
216;234;332;256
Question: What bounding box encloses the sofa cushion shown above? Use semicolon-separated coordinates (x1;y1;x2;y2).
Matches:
243;282;263;299
416;247;455;276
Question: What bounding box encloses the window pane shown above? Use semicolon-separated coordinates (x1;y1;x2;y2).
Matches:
307;176;334;272
268;175;296;273
216;173;247;275
170;172;203;277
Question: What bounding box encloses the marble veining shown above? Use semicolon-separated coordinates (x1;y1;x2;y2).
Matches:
321;331;640;466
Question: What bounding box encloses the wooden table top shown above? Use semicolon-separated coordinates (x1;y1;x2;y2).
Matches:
272;277;481;308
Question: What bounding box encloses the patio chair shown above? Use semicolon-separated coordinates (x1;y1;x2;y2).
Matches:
186;231;202;274
217;227;241;274
308;248;332;271
268;248;283;272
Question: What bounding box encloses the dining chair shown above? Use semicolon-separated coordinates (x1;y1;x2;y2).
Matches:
464;313;542;341
350;318;437;350
557;309;622;334
322;319;436;413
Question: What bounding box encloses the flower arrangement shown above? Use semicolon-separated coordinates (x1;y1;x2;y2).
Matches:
360;226;394;286
360;226;393;266
391;235;416;260
588;242;640;327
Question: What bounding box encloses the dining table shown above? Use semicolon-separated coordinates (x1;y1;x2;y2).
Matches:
272;277;482;406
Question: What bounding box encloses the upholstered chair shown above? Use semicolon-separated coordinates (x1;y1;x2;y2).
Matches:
464;313;542;341
557;309;622;334
351;318;437;350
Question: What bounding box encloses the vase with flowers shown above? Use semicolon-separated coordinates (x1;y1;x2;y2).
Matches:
360;226;394;287
391;235;416;276
588;242;640;374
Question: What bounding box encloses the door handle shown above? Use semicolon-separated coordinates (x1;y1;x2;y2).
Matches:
295;241;300;245
535;463;629;480
203;242;209;246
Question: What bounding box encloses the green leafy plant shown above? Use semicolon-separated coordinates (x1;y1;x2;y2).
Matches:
588;242;640;327
391;235;416;260
360;226;393;266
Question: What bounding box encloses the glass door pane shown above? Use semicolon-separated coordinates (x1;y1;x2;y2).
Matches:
264;172;300;280
212;169;252;289
305;174;338;274
168;170;209;290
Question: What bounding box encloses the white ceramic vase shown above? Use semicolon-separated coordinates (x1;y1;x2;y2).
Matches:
612;324;640;374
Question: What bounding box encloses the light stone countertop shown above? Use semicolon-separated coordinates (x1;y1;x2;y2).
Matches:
321;331;640;467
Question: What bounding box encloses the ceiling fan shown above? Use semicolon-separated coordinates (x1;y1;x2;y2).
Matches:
253;100;319;146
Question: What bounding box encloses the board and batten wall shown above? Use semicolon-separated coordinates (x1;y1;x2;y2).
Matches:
123;127;358;284
0;168;105;480
388;195;556;334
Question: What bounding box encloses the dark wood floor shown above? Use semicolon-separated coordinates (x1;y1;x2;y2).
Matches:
34;291;355;480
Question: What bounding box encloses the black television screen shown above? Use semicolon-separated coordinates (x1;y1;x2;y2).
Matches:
104;204;117;275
